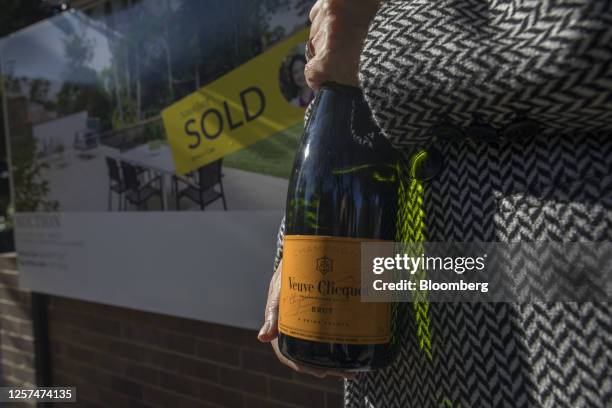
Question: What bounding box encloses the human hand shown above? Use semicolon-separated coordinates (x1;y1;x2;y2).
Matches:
305;0;382;90
257;259;356;379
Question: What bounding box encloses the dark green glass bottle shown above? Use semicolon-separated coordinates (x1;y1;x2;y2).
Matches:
278;84;399;371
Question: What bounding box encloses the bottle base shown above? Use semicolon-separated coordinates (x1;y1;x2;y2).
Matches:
277;333;397;372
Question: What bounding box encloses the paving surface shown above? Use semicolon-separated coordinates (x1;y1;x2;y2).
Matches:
42;144;288;212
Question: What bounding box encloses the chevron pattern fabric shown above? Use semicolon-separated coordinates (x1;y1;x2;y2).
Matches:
360;0;612;147
273;1;612;407
344;131;612;408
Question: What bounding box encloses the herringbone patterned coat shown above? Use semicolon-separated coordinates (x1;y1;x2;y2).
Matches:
274;1;612;406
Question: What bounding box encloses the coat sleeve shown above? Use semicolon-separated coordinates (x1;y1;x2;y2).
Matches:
273;216;285;272
358;0;612;147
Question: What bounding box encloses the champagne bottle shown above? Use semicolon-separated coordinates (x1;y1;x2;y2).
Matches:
279;83;400;371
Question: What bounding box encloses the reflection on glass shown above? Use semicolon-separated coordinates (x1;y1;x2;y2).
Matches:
1;0;313;212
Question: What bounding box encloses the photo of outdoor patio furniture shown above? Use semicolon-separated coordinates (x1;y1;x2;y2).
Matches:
173;159;227;211
73;128;99;152
121;161;163;211
105;157;128;211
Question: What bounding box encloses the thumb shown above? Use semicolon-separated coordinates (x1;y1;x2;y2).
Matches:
258;260;282;342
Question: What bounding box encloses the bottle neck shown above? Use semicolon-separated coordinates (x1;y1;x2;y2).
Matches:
320;82;363;96
307;84;365;147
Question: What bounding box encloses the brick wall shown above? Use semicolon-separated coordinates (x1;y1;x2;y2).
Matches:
0;254;36;407
48;296;344;408
0;255;343;407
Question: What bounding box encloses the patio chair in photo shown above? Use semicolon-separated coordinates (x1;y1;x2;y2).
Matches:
133;164;151;182
73;128;98;152
173;159;227;211
121;161;163;211
170;170;197;198
105;157;128;211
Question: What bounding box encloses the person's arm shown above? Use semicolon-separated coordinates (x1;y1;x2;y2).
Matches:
358;0;612;145
258;0;612;378
272;216;284;273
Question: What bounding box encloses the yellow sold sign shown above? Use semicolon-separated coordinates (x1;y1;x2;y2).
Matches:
162;28;309;175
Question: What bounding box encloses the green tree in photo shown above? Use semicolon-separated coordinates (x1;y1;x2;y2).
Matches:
56;29;113;128
10;130;59;212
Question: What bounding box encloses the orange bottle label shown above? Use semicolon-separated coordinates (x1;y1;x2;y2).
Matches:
279;235;390;345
